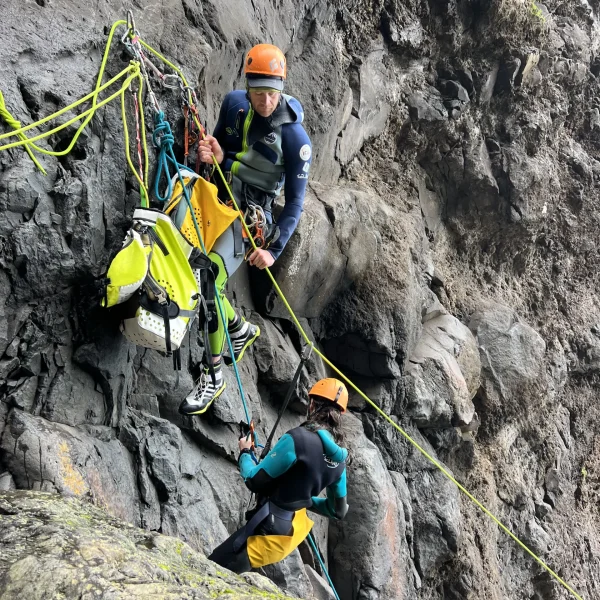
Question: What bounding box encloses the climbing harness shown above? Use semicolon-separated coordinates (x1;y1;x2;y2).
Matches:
0;17;585;600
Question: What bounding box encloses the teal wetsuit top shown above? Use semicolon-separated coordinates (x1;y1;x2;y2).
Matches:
239;427;348;519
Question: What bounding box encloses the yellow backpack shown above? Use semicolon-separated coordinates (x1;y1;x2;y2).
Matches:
102;208;198;365
164;172;238;252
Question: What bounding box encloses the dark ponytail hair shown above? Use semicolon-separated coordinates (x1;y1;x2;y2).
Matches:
304;396;347;448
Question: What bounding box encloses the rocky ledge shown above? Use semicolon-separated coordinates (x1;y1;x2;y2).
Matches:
0;490;298;600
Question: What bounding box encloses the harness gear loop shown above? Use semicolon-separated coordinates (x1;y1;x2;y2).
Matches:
242;202;267;256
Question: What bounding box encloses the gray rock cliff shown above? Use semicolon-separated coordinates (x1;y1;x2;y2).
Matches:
1;0;599;598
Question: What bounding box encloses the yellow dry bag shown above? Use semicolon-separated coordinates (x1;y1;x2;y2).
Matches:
164;172;238;253
246;508;314;568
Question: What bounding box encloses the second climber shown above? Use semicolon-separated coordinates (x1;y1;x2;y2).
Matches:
208;378;350;572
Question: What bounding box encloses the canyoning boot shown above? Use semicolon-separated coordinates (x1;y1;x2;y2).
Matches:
179;362;226;415
223;318;260;366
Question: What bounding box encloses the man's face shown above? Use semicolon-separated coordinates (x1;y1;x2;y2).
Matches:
248;90;281;118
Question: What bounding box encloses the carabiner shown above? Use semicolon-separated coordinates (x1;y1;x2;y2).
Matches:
126;10;136;36
162;74;181;89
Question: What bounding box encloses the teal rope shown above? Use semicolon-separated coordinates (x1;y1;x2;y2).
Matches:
307;532;340;600
151;113;256;442
153;111;186;202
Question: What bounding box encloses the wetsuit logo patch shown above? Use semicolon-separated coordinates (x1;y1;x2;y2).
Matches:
299;144;311;161
264;132;277;144
323;454;340;469
226;126;238;137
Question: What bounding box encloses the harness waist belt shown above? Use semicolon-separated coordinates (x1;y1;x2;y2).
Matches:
232;501;294;552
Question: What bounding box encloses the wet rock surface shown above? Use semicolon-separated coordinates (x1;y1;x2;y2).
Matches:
1;0;600;599
0;490;298;600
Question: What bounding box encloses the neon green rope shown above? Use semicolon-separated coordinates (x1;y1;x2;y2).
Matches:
0;91;47;174
0;71;139;153
0;66;133;142
0;19;149;203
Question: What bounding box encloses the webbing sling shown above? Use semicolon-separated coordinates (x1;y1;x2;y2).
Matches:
189;250;218;385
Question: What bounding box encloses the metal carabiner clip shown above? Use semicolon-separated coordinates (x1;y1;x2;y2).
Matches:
162;74;181;89
126;10;137;35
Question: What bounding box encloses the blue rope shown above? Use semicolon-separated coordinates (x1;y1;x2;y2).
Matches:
151;112;257;444
307;532;340;600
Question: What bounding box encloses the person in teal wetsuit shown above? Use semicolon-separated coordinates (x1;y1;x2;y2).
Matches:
209;378;349;573
179;43;312;416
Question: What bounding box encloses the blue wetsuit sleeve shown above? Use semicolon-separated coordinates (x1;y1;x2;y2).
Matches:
268;123;311;259
239;433;298;493
310;469;348;519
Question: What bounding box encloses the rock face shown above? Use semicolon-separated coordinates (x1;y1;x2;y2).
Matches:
0;490;297;600
329;415;413;600
405;309;480;429
469;304;547;438
1;0;600;599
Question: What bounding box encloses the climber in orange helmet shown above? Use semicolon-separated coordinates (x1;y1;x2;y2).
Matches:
180;43;312;417
209;378;350;572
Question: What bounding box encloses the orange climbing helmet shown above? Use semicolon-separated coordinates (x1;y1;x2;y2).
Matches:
308;378;348;413
245;44;286;91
